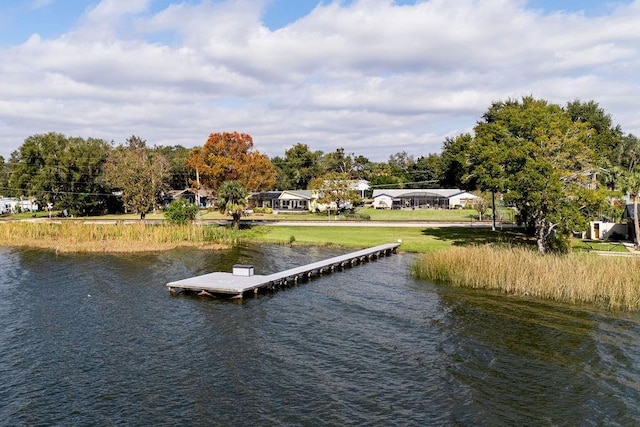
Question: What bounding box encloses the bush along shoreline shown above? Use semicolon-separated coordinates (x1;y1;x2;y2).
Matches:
412;245;640;311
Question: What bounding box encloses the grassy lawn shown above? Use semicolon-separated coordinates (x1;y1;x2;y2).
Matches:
244;225;526;253
355;207;479;221
1;211;52;220
571;240;629;253
2;206;518;223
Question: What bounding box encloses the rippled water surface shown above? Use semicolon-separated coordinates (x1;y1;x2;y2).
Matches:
1;244;639;426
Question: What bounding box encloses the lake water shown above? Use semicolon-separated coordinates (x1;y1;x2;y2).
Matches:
1;244;639;426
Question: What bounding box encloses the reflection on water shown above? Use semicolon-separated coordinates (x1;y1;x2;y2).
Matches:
0;245;638;425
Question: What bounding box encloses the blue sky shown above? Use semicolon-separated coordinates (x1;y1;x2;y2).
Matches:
0;0;638;161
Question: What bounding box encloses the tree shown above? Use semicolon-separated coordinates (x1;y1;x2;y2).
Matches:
407;154;442;189
102;136;170;218
157;145;195;190
566;100;623;166
272;143;323;190
0;156;9;194
8;132;113;215
164;199;199;225
187;132;276;192
308;172;361;216
619;167;640;247
321;147;352;175
217;180;249;230
363;162;404;190
617;134;640;172
321;147;369;179
471;192;491;221
468;97;596;253
439;134;473;189
387;151;414;185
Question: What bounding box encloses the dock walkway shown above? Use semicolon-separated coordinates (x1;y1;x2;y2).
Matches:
166;242;400;298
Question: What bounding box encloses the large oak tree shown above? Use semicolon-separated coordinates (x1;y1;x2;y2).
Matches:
8;132;112;215
187;132;276;193
467;97;596;253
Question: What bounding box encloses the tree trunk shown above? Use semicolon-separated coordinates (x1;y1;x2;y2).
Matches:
232;213;240;231
535;215;555;254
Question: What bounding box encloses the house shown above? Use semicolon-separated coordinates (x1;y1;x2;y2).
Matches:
587;221;628;240
250;190;313;212
164;189;197;206
250;191;283;210
351;180;371;198
0;197;39;213
250;189;348;213
195;189;215;208
162;189;215;208
278;190;313;211
371;189;478;209
448;191;480;208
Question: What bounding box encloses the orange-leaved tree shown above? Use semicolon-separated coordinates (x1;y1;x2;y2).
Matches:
187;132;276;192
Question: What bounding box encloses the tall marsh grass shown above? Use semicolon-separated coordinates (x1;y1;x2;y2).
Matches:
413;246;640;311
0;221;239;253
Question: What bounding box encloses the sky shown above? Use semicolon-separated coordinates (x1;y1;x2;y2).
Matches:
0;0;638;162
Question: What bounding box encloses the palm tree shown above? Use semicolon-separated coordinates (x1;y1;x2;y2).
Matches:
217;180;249;230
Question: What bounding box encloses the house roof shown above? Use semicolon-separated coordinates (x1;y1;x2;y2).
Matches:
623;204;640;220
250;191;282;199
280;190;313;200
166;189;195;198
371;189;465;199
449;191;478;199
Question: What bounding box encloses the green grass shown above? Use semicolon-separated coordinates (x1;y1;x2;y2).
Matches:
2;211;52;220
355;207;479;221
571;240;629;253
243;225;525;253
1;205;518;223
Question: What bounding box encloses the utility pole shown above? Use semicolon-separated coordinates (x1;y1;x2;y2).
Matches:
491;190;496;231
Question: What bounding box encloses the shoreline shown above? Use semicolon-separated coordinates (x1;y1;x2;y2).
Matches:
0;221;236;253
1;240;230;254
3;221;639;310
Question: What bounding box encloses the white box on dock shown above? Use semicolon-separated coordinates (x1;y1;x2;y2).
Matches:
233;264;254;276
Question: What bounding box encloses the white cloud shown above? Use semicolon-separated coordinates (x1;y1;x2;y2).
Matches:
1;0;639;161
30;0;53;10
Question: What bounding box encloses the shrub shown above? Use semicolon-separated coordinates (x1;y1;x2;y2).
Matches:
342;212;371;221
164;199;199;224
253;207;273;214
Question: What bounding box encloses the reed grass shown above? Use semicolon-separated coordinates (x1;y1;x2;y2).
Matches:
413;245;640;311
0;221;238;253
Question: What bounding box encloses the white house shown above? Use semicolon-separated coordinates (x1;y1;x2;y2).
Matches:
0;197;39;214
371;189;478;209
250;190;313;212
250;188;357;213
448;191;480;208
351;180;371;198
279;190;313;211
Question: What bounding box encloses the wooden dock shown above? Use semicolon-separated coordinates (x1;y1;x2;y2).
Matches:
166;242;401;299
